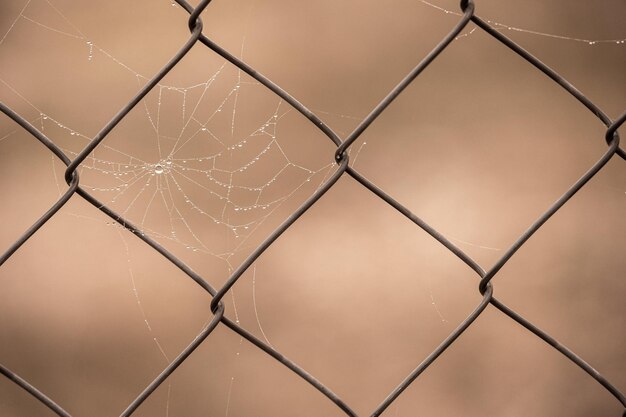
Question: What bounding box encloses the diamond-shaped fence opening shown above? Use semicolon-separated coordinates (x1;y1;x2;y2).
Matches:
0;0;624;416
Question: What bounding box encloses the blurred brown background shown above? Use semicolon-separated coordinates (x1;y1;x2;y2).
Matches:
0;0;624;416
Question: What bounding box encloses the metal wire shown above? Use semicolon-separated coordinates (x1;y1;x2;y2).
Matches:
0;0;624;415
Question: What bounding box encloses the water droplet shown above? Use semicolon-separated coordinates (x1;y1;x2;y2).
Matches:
154;164;164;174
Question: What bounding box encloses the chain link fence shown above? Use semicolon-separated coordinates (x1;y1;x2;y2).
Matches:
0;0;624;415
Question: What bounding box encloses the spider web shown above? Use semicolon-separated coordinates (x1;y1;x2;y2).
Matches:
0;0;339;264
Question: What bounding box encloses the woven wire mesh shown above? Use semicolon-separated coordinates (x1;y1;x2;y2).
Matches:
0;0;625;415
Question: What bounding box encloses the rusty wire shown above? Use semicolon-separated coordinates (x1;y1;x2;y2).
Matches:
0;0;624;415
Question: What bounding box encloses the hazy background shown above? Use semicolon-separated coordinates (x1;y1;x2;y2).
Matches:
0;0;624;416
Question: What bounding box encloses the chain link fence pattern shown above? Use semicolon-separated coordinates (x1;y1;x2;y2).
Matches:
1;0;625;415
